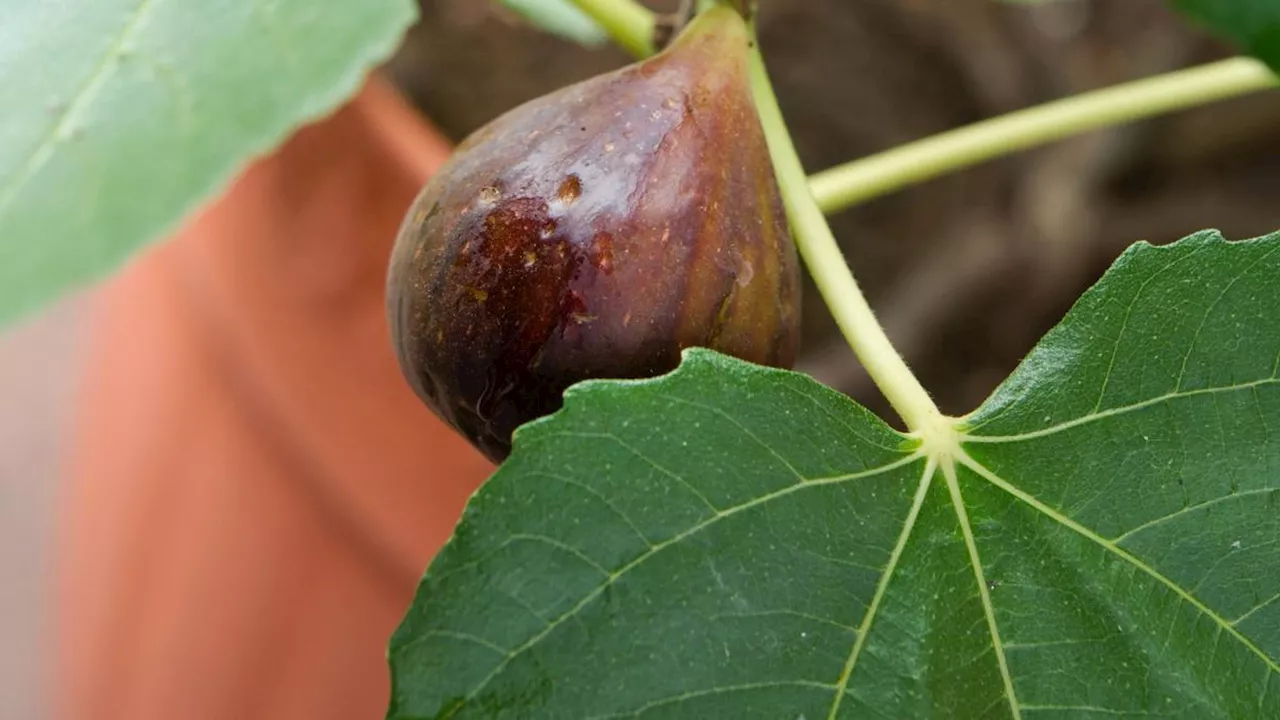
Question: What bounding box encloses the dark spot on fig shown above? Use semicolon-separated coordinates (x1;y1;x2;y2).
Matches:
557;175;582;204
563;290;590;324
591;232;615;275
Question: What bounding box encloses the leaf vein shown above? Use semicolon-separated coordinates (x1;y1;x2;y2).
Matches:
1018;705;1149;716
1174;244;1280;392
826;459;936;719
1111;488;1279;544
453;454;924;711
657;392;806;480
1232;591;1280;627
506;533;611;576
1258;670;1272;714
1091;243;1216;414
584;680;838;719
528;470;655;548
964;376;1280;445
709;609;860;633
554;430;721;513
0;0;164;219
942;459;1023;720
775;382;904;453
1004;637;1113;650
400;630;509;657
961;453;1280;677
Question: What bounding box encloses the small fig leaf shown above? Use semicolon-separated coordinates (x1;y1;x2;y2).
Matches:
1168;0;1280;72
500;0;610;46
0;0;416;328
389;229;1280;718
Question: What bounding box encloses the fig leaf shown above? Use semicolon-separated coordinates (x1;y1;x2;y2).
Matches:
389;229;1280;718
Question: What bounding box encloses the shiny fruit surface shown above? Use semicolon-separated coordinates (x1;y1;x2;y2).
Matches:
387;8;800;462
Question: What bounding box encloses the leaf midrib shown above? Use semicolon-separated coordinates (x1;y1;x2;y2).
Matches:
943;457;1024;720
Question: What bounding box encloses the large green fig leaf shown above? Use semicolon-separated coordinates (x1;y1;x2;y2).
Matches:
0;0;416;327
389;229;1280;718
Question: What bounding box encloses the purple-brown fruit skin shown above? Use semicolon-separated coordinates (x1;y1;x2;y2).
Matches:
387;9;800;463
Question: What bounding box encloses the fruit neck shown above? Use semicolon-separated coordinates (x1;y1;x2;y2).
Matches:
666;4;747;52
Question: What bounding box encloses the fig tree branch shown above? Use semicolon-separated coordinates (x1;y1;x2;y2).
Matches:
809;57;1278;216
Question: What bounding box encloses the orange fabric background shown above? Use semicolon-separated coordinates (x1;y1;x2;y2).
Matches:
58;75;493;719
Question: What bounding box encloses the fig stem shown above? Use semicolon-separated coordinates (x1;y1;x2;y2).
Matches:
746;45;945;434
565;0;1277;217
809;57;1278;216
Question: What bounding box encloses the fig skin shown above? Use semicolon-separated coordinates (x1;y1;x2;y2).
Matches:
387;8;801;462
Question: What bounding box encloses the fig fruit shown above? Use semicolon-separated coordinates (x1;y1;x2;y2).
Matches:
387;7;801;462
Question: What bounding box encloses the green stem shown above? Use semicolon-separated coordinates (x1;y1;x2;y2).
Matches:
747;46;942;433
565;0;1278;216
569;0;655;57
571;0;944;430
809;57;1278;215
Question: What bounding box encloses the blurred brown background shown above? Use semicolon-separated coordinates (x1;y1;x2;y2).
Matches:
3;0;1278;717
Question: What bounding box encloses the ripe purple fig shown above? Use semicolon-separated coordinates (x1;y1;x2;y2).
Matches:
386;8;801;462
